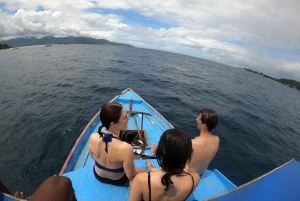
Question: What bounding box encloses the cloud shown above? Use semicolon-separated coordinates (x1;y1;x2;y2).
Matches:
0;0;299;80
0;8;128;39
0;0;95;11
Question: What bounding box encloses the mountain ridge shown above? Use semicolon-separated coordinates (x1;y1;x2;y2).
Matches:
0;36;133;47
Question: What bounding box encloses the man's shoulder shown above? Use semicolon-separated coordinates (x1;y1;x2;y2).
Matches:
212;134;220;143
192;134;219;145
212;134;219;139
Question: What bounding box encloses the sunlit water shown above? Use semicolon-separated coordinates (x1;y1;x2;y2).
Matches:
0;44;299;195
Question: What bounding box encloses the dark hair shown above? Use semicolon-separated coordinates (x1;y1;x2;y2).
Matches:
156;128;193;190
199;108;218;132
98;102;123;137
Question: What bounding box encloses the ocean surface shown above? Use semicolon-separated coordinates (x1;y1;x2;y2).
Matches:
0;44;299;196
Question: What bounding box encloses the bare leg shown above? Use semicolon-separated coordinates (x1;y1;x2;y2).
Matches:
29;176;77;201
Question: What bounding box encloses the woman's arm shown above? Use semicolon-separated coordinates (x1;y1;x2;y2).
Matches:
122;144;146;180
128;174;144;201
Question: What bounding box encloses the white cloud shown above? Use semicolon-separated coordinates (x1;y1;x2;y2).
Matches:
0;0;300;80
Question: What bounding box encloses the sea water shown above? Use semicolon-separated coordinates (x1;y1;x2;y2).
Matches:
0;44;299;195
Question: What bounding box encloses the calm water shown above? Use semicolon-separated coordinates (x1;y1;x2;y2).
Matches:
0;45;299;196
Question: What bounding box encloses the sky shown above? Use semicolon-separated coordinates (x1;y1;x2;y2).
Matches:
0;0;300;80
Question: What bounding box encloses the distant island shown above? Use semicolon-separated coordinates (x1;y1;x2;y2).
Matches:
0;43;13;50
0;36;133;47
239;67;300;91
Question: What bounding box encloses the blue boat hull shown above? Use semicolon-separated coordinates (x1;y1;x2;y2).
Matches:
208;159;300;201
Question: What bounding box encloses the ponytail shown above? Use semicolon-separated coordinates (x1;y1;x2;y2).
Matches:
98;125;105;138
161;172;172;190
161;168;184;190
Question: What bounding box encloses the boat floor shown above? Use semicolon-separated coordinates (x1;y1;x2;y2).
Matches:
63;158;234;201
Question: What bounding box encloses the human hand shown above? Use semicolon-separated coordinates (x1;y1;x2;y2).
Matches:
151;144;157;156
146;160;154;171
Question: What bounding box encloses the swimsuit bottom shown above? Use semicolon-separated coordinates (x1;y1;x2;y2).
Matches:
93;167;128;186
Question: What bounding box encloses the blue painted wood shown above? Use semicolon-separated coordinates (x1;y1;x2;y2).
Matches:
0;193;20;201
208;159;300;201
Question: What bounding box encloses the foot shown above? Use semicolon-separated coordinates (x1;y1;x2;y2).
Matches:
14;191;25;199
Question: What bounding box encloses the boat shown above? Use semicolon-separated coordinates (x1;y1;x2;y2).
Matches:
0;193;24;201
1;88;299;200
59;88;236;200
45;44;52;47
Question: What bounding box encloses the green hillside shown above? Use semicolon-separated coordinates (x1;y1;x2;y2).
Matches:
0;43;12;50
238;67;300;91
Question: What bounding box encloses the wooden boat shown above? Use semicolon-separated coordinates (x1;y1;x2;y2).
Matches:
59;88;236;200
1;88;299;200
207;159;300;201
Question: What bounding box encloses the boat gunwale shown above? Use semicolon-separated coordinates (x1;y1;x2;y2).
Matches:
0;191;27;201
205;159;297;200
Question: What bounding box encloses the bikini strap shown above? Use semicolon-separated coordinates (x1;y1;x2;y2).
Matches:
185;172;195;200
148;172;151;201
102;133;120;153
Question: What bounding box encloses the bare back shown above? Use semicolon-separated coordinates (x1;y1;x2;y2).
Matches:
89;133;136;180
129;170;200;201
189;134;219;175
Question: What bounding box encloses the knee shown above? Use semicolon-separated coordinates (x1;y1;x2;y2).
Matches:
29;176;76;201
49;176;71;185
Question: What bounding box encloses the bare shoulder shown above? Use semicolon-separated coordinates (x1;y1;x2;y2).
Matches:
89;133;100;144
90;133;100;140
190;172;200;185
117;141;134;157
119;140;133;150
132;171;148;183
212;134;220;143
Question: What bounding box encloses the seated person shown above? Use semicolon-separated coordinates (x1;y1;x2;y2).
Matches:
89;102;146;186
128;128;200;201
186;108;219;175
1;176;76;201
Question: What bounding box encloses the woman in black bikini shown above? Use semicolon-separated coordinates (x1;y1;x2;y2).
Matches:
128;128;200;201
89;102;146;186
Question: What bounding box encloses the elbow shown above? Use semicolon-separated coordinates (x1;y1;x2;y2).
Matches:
126;170;138;180
127;174;136;180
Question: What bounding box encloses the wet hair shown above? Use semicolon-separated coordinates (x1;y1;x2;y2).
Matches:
98;102;123;137
199;108;218;132
156;128;193;190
